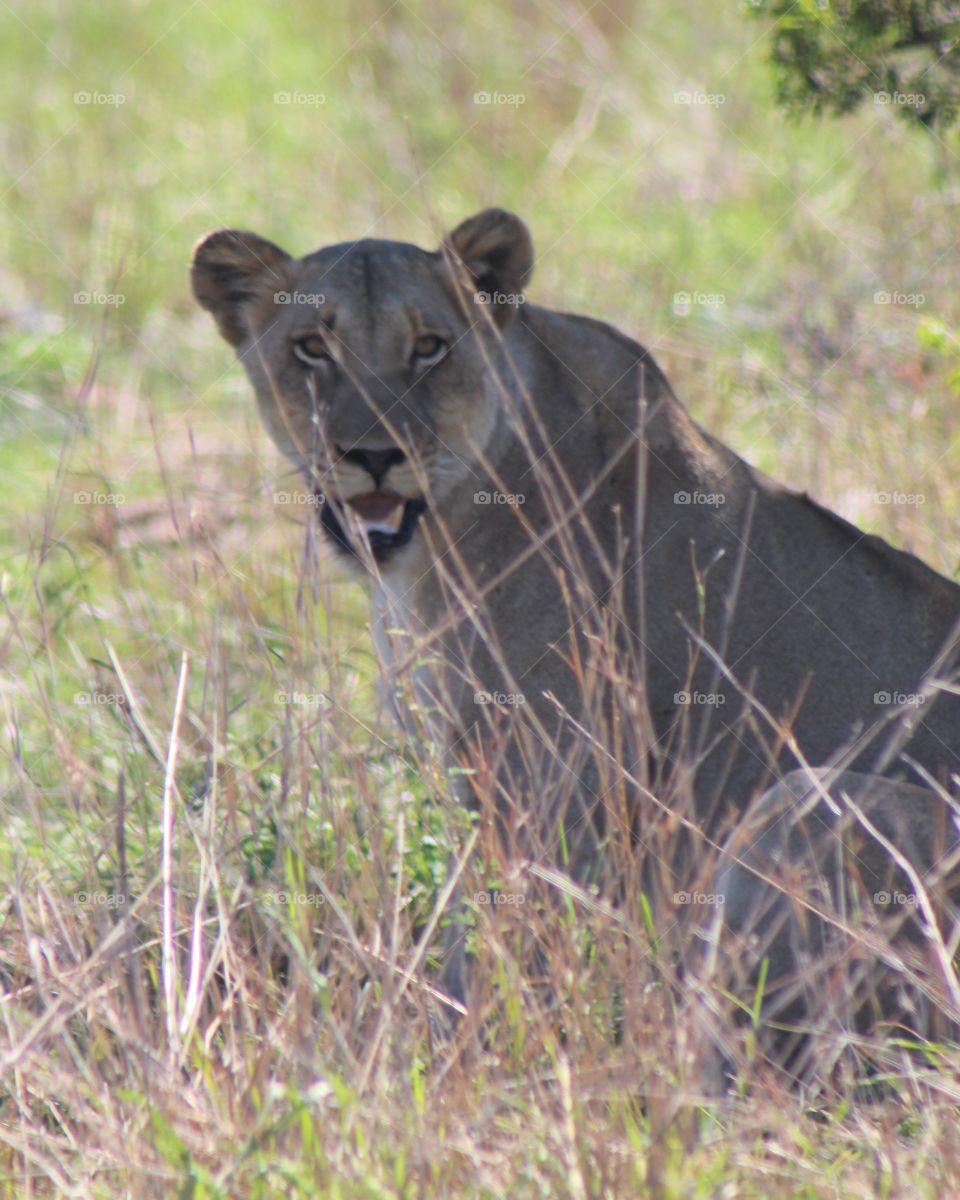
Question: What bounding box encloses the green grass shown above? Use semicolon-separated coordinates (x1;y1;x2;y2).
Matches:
2;0;960;1195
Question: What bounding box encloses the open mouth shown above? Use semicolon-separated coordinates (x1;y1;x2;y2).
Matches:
318;490;427;562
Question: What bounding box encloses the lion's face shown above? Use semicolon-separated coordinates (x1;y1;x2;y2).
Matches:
192;209;533;566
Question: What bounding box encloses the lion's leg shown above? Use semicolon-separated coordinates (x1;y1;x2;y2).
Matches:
697;769;960;1091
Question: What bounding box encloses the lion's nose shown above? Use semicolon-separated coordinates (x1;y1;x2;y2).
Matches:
336;444;406;485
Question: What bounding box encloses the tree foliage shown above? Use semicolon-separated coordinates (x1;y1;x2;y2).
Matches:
747;1;960;129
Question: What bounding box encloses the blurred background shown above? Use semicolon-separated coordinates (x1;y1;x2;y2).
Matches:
4;0;960;574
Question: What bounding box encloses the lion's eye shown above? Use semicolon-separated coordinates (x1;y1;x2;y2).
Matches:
293;334;331;366
412;334;447;365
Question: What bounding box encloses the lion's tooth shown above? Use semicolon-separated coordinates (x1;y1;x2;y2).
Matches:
360;510;404;536
346;492;405;536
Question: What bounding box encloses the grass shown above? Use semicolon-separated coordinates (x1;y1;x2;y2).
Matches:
2;0;960;1194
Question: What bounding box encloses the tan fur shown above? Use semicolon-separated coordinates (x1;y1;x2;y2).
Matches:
193;211;960;1065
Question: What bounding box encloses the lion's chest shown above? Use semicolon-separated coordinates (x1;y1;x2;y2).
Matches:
370;576;436;733
370;577;405;679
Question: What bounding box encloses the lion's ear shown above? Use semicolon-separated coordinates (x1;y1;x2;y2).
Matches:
191;229;292;347
443;208;533;327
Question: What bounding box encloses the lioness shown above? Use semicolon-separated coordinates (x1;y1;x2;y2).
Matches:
192;209;960;1084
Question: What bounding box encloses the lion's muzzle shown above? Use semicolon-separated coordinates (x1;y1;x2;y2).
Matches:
319;491;427;564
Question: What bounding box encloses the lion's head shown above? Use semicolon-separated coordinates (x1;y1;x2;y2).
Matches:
191;208;533;565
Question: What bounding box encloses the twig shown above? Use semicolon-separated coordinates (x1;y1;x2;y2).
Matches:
162;653;190;1058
